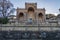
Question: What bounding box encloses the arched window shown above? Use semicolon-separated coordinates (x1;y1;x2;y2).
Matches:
38;13;43;17
28;7;34;12
18;12;24;18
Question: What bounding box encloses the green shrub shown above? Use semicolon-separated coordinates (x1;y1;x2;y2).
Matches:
0;17;9;24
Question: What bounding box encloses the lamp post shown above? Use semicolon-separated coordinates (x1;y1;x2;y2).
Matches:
58;9;60;22
59;9;60;14
58;8;60;25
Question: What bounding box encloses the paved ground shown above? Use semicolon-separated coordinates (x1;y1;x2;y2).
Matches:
0;31;60;40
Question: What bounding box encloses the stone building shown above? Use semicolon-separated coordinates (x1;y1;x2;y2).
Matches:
16;3;46;23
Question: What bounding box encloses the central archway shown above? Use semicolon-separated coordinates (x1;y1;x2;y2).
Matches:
28;7;34;12
27;7;35;23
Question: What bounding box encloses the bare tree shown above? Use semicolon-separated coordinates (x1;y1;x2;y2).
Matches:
0;0;15;17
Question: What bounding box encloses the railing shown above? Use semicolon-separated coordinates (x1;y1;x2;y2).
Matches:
0;20;60;27
0;22;60;27
0;20;60;31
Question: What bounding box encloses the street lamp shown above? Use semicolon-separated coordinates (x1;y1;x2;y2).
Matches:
59;8;60;13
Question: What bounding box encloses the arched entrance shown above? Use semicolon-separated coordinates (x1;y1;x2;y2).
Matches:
27;7;35;24
38;13;43;18
28;7;34;12
18;12;24;18
18;12;25;22
38;13;43;22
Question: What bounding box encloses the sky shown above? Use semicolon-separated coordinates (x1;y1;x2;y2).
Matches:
10;0;60;15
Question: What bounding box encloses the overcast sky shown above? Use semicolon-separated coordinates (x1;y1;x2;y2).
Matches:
10;0;60;15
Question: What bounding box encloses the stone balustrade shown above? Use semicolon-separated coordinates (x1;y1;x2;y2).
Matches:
0;20;60;31
0;22;60;27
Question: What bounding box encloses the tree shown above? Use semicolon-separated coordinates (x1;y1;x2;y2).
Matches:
0;0;15;17
0;0;15;24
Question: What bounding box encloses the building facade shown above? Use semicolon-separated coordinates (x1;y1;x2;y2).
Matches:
16;3;46;23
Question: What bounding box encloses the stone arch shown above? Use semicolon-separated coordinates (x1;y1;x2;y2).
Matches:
38;13;43;18
28;7;34;12
27;7;35;20
38;12;44;22
18;12;24;18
